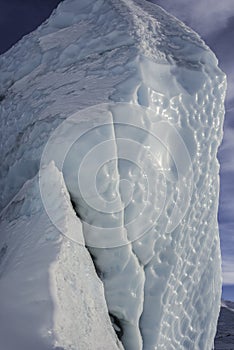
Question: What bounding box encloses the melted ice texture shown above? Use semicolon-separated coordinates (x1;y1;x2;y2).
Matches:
0;0;226;349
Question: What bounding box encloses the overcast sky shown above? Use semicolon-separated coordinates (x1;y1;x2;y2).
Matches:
0;0;233;285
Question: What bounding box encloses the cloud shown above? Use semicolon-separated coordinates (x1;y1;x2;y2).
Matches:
222;259;234;284
150;0;234;37
226;73;234;103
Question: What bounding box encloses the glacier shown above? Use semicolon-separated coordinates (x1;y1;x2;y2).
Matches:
0;0;226;349
0;162;123;350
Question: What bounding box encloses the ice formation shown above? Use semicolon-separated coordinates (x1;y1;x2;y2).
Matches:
0;162;123;350
0;0;226;349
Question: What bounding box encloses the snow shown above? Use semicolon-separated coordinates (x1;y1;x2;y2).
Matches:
0;162;122;350
0;0;226;349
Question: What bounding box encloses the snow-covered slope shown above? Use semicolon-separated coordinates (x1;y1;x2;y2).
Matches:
0;0;226;349
0;162;122;350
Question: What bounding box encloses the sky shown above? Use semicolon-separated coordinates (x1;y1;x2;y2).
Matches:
0;0;61;53
0;0;233;286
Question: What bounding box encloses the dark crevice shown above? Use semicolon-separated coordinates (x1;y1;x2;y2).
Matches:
70;198;82;220
111;116;145;349
0;244;7;264
88;250;103;279
109;314;124;341
0;94;6;102
68;192;125;347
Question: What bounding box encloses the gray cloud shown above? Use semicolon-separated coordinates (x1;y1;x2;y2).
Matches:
222;259;234;285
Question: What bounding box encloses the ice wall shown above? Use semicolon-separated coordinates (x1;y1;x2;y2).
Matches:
0;0;226;349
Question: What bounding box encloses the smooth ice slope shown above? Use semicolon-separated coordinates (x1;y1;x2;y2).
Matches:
0;0;226;349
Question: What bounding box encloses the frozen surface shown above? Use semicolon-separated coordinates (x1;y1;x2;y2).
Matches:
0;0;226;349
0;162;122;350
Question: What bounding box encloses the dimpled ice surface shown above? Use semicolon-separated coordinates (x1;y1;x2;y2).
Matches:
0;0;226;349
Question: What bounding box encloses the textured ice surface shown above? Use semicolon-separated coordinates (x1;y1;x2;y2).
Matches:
0;0;226;349
0;162;122;350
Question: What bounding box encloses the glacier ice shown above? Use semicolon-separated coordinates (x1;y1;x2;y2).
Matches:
0;0;226;349
0;162;122;350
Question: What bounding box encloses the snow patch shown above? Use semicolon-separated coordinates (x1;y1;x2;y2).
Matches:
0;163;122;350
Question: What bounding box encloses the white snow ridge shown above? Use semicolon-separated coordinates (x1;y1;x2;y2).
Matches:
0;1;226;350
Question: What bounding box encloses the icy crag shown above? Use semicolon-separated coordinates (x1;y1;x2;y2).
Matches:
0;0;226;350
